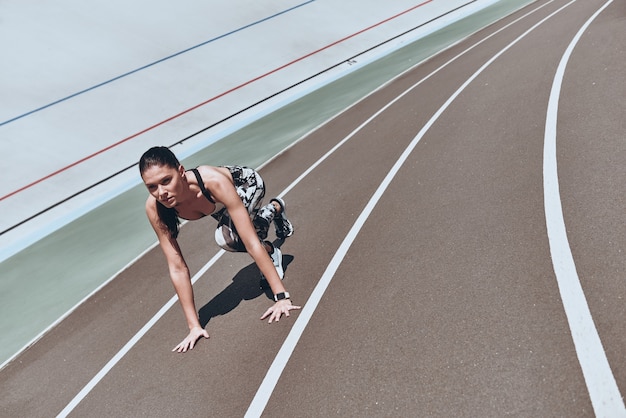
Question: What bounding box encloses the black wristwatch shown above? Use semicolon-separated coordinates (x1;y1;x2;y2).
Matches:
274;292;290;302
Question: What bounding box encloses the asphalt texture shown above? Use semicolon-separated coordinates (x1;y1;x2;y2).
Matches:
1;0;624;417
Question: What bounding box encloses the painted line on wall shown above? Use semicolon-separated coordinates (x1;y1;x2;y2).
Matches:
0;1;316;203
0;1;437;203
0;1;316;128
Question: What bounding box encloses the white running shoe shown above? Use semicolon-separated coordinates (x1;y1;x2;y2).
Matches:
264;245;284;280
270;245;284;279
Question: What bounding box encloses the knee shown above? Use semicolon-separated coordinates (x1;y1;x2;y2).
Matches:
214;227;240;252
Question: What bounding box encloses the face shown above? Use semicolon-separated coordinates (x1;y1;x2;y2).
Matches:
141;164;186;207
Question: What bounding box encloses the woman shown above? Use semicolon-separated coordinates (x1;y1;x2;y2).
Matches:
139;146;300;352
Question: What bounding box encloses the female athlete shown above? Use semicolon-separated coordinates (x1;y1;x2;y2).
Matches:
139;146;300;352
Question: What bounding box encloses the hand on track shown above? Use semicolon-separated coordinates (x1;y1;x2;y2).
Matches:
172;326;209;353
261;299;301;323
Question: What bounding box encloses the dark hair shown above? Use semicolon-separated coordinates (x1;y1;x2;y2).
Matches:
139;145;180;173
139;146;181;238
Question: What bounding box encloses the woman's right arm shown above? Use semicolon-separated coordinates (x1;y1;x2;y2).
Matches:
145;198;209;352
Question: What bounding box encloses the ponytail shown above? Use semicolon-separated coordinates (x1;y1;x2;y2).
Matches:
157;202;180;239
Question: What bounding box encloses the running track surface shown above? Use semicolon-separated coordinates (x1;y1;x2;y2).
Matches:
1;0;625;416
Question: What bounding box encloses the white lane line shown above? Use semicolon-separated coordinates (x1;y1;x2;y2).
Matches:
245;2;578;416
543;1;625;416
57;1;563;415
56;250;225;418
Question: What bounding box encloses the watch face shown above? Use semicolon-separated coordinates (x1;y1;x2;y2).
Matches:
275;292;289;301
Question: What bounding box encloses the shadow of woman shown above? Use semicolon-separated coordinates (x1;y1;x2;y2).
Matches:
198;254;294;328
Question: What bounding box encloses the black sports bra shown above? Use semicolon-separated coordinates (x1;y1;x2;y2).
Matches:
189;168;215;203
187;167;226;218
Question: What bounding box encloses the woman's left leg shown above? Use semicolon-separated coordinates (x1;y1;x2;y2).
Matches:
214;166;275;251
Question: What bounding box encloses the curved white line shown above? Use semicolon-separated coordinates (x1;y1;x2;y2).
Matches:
543;0;625;416
246;1;583;416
